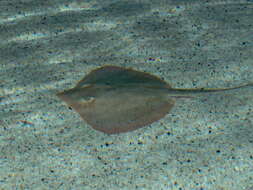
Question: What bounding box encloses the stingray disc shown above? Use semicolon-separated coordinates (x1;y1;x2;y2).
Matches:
57;66;174;134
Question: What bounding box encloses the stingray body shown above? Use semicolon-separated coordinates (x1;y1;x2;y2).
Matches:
57;65;252;134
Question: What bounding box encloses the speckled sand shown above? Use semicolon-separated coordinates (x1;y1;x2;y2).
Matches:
0;0;253;189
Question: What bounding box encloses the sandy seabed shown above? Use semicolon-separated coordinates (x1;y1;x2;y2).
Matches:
0;0;253;189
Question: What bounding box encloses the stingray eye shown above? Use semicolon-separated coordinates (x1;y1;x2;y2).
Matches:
79;96;95;104
80;84;92;89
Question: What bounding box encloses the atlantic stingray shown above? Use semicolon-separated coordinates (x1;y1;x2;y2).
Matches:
57;65;252;134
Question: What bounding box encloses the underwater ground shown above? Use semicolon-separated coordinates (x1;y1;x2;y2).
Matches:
0;0;253;189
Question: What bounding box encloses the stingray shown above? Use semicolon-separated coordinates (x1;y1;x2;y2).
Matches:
57;65;252;134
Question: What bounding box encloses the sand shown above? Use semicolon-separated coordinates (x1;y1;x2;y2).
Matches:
0;0;253;189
